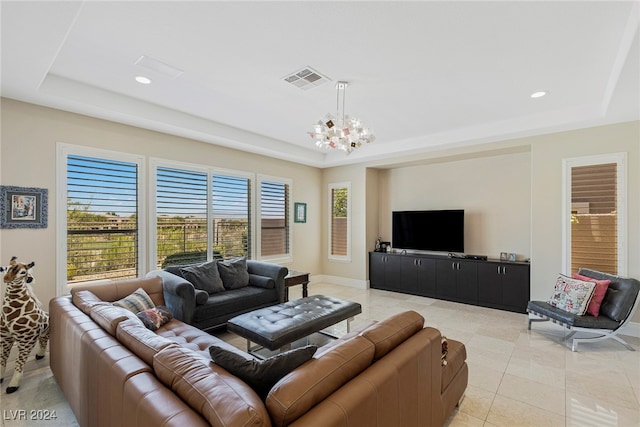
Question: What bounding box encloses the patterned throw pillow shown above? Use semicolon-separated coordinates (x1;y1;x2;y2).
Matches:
572;273;611;317
112;287;155;314
547;274;596;315
137;306;173;331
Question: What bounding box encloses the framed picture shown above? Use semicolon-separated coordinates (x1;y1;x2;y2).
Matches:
294;202;307;223
0;186;48;229
500;252;508;261
508;253;517;262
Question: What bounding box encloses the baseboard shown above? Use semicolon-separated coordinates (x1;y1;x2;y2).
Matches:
622;321;640;338
311;274;368;289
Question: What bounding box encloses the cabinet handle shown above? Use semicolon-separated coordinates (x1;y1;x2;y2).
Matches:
502;266;506;275
497;266;501;275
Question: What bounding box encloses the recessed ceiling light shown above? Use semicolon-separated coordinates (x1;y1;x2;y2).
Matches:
135;76;152;85
530;91;547;98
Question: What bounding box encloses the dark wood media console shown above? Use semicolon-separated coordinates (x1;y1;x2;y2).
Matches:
369;252;530;313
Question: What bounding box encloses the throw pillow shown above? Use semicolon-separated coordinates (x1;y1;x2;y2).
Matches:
209;341;317;399
180;260;225;294
572;273;611;317
217;257;250;290
112;287;155;314
547;274;596;315
137;306;173;331
441;336;448;367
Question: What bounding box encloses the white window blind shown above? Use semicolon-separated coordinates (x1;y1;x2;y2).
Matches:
66;154;138;282
212;174;251;259
156;167;208;268
260;180;290;257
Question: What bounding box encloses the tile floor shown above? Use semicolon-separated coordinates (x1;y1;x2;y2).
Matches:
2;283;639;426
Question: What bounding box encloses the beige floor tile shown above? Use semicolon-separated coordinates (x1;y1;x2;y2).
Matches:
566;391;640;427
497;373;565;416
566;368;639;410
486;394;565;427
458;384;495;420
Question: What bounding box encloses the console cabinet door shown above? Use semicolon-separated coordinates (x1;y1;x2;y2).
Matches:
477;262;530;313
369;252;401;291
401;256;436;296
456;261;478;304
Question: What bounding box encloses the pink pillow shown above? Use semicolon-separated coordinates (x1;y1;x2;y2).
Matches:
573;273;611;317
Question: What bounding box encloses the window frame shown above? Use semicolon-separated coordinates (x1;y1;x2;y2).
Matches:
562;152;627;275
257;174;292;264
328;181;351;262
57;143;146;295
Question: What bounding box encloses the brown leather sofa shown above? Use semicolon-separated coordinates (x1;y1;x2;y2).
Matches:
49;276;468;427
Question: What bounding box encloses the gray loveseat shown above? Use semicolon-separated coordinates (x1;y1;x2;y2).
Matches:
146;259;288;331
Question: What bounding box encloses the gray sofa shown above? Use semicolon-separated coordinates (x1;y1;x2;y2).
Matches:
146;259;288;331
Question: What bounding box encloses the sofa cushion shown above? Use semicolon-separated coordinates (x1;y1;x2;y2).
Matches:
153;346;270;427
72;289;108;314
180;260;225;294
573;273;611;317
209;341;317;399
116;318;178;365
113;287;156;314
70;276;165;306
89;304;143;336
217;257;250;290
266;335;375;426
137;306;173;331
191;286;278;324
547;274;595;315
360;310;424;360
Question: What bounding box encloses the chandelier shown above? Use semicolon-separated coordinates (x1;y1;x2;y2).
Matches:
309;82;375;154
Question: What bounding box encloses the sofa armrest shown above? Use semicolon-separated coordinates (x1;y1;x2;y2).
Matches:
146;270;196;324
247;260;288;302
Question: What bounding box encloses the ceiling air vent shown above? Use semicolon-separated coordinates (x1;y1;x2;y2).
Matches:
135;55;184;79
283;67;330;90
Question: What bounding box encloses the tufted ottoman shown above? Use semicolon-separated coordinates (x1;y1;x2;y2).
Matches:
227;295;362;352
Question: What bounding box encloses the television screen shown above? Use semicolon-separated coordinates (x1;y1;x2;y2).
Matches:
392;210;464;253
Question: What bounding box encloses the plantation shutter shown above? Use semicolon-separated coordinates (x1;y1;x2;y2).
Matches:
156;167;208;268
260;181;289;257
66;155;138;282
571;163;617;274
212;174;251;259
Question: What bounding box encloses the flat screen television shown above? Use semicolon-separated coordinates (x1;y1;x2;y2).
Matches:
392;210;464;253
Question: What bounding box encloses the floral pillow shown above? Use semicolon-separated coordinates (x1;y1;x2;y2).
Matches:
136;306;173;331
547;274;596;315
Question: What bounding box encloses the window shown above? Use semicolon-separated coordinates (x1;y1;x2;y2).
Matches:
153;163;252;268
212;174;251;259
156;167;208;268
563;153;627;275
329;182;350;261
59;146;144;288
258;176;291;261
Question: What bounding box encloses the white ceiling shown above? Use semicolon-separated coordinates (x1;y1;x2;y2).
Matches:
2;1;639;168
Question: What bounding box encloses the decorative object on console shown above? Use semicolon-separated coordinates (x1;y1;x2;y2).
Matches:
309;81;375;154
0;186;48;229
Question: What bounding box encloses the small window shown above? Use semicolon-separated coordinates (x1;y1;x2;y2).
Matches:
329;182;350;261
258;176;291;261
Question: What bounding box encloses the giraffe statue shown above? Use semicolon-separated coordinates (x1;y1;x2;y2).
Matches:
0;257;49;394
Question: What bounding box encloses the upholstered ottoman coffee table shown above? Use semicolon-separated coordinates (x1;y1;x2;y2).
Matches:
227;295;362;353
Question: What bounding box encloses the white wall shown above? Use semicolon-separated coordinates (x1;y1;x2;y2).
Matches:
0;99;323;306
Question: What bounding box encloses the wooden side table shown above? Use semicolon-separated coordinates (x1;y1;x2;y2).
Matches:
284;271;310;302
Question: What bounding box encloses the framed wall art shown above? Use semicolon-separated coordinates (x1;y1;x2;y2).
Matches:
0;186;48;229
294;202;307;223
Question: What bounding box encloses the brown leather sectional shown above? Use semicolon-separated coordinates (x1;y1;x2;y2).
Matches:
49;276;468;427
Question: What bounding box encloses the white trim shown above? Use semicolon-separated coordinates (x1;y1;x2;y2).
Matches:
314;274;368;289
562;152;627;275
56;143;146;295
328;181;351;262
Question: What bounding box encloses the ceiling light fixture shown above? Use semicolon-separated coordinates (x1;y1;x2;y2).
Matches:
530;91;547;98
135;76;152;85
309;82;375;154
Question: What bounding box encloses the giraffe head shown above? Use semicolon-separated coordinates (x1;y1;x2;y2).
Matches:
2;257;35;284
